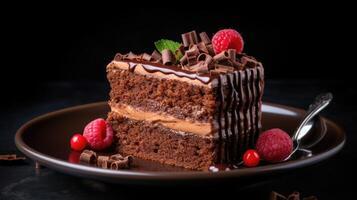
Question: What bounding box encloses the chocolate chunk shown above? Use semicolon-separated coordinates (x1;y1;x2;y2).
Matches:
270;191;287;200
151;50;162;62
114;53;123;61
197;42;209;54
287;192;300;200
79;150;97;165
162;49;176;65
142;53;151;61
199;32;211;44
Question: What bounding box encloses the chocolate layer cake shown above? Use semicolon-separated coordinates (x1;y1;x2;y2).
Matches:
107;30;264;170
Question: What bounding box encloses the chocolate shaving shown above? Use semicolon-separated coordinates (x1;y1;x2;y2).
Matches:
187;55;197;66
213;51;230;62
141;53;151;61
197;53;213;66
197;42;209;54
199;32;211;44
150;50;162;62
227;49;236;61
97;156;111;169
180;55;188;65
287;192;300;200
206;44;215;56
162;49;176;65
241;56;259;68
79;150;97;165
109;154;132;169
181;32;194;47
189;31;199;44
213;64;234;73
185;45;199;57
114;53;123;61
190;62;209;74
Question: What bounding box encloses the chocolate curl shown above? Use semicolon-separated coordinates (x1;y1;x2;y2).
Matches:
181;32;194;47
227;49;236;61
197;42;209;54
125;52;138;60
197;53;213;65
141;53;152;61
199;32;211;44
241;56;259;68
162;49;176;65
213;64;235;73
180;55;188;66
150;50;162;62
79;150;97;165
189;31;199;44
110;155;133;170
287;192;300;200
206;44;215;56
213;51;230;62
187;55;197;66
114;53;123;61
185;45;199;57
110;154;124;160
97;156;111;169
190;62;209;74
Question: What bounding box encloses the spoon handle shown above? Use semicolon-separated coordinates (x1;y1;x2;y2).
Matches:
292;93;333;142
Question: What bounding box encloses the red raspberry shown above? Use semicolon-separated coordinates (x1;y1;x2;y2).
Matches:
212;29;244;54
83;118;114;151
256;128;293;162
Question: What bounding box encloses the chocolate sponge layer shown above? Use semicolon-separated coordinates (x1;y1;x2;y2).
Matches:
107;112;216;170
107;69;216;122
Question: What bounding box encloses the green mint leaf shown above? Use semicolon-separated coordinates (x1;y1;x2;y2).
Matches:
154;39;183;61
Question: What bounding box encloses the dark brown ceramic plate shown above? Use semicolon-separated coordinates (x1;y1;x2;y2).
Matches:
15;102;345;185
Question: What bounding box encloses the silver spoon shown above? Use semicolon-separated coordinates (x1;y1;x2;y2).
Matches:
284;93;333;161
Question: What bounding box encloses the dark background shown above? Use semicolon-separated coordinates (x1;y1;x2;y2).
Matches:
1;6;356;199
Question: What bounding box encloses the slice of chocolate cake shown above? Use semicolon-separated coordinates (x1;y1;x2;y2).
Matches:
107;30;264;170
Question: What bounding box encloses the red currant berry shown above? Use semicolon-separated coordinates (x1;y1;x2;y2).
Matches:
243;149;260;167
70;134;87;151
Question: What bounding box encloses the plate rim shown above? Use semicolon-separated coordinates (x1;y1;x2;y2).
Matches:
15;101;346;182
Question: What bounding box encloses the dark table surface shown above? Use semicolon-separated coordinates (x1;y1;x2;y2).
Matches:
1;80;356;199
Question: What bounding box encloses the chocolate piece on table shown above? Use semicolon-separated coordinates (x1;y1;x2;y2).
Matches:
0;154;26;165
79;150;97;165
199;32;211;44
110;154;124;160
162;49;176;65
110;155;132;170
97;156;110;168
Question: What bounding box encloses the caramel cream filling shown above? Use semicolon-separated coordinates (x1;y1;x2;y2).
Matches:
110;103;214;136
108;61;218;87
